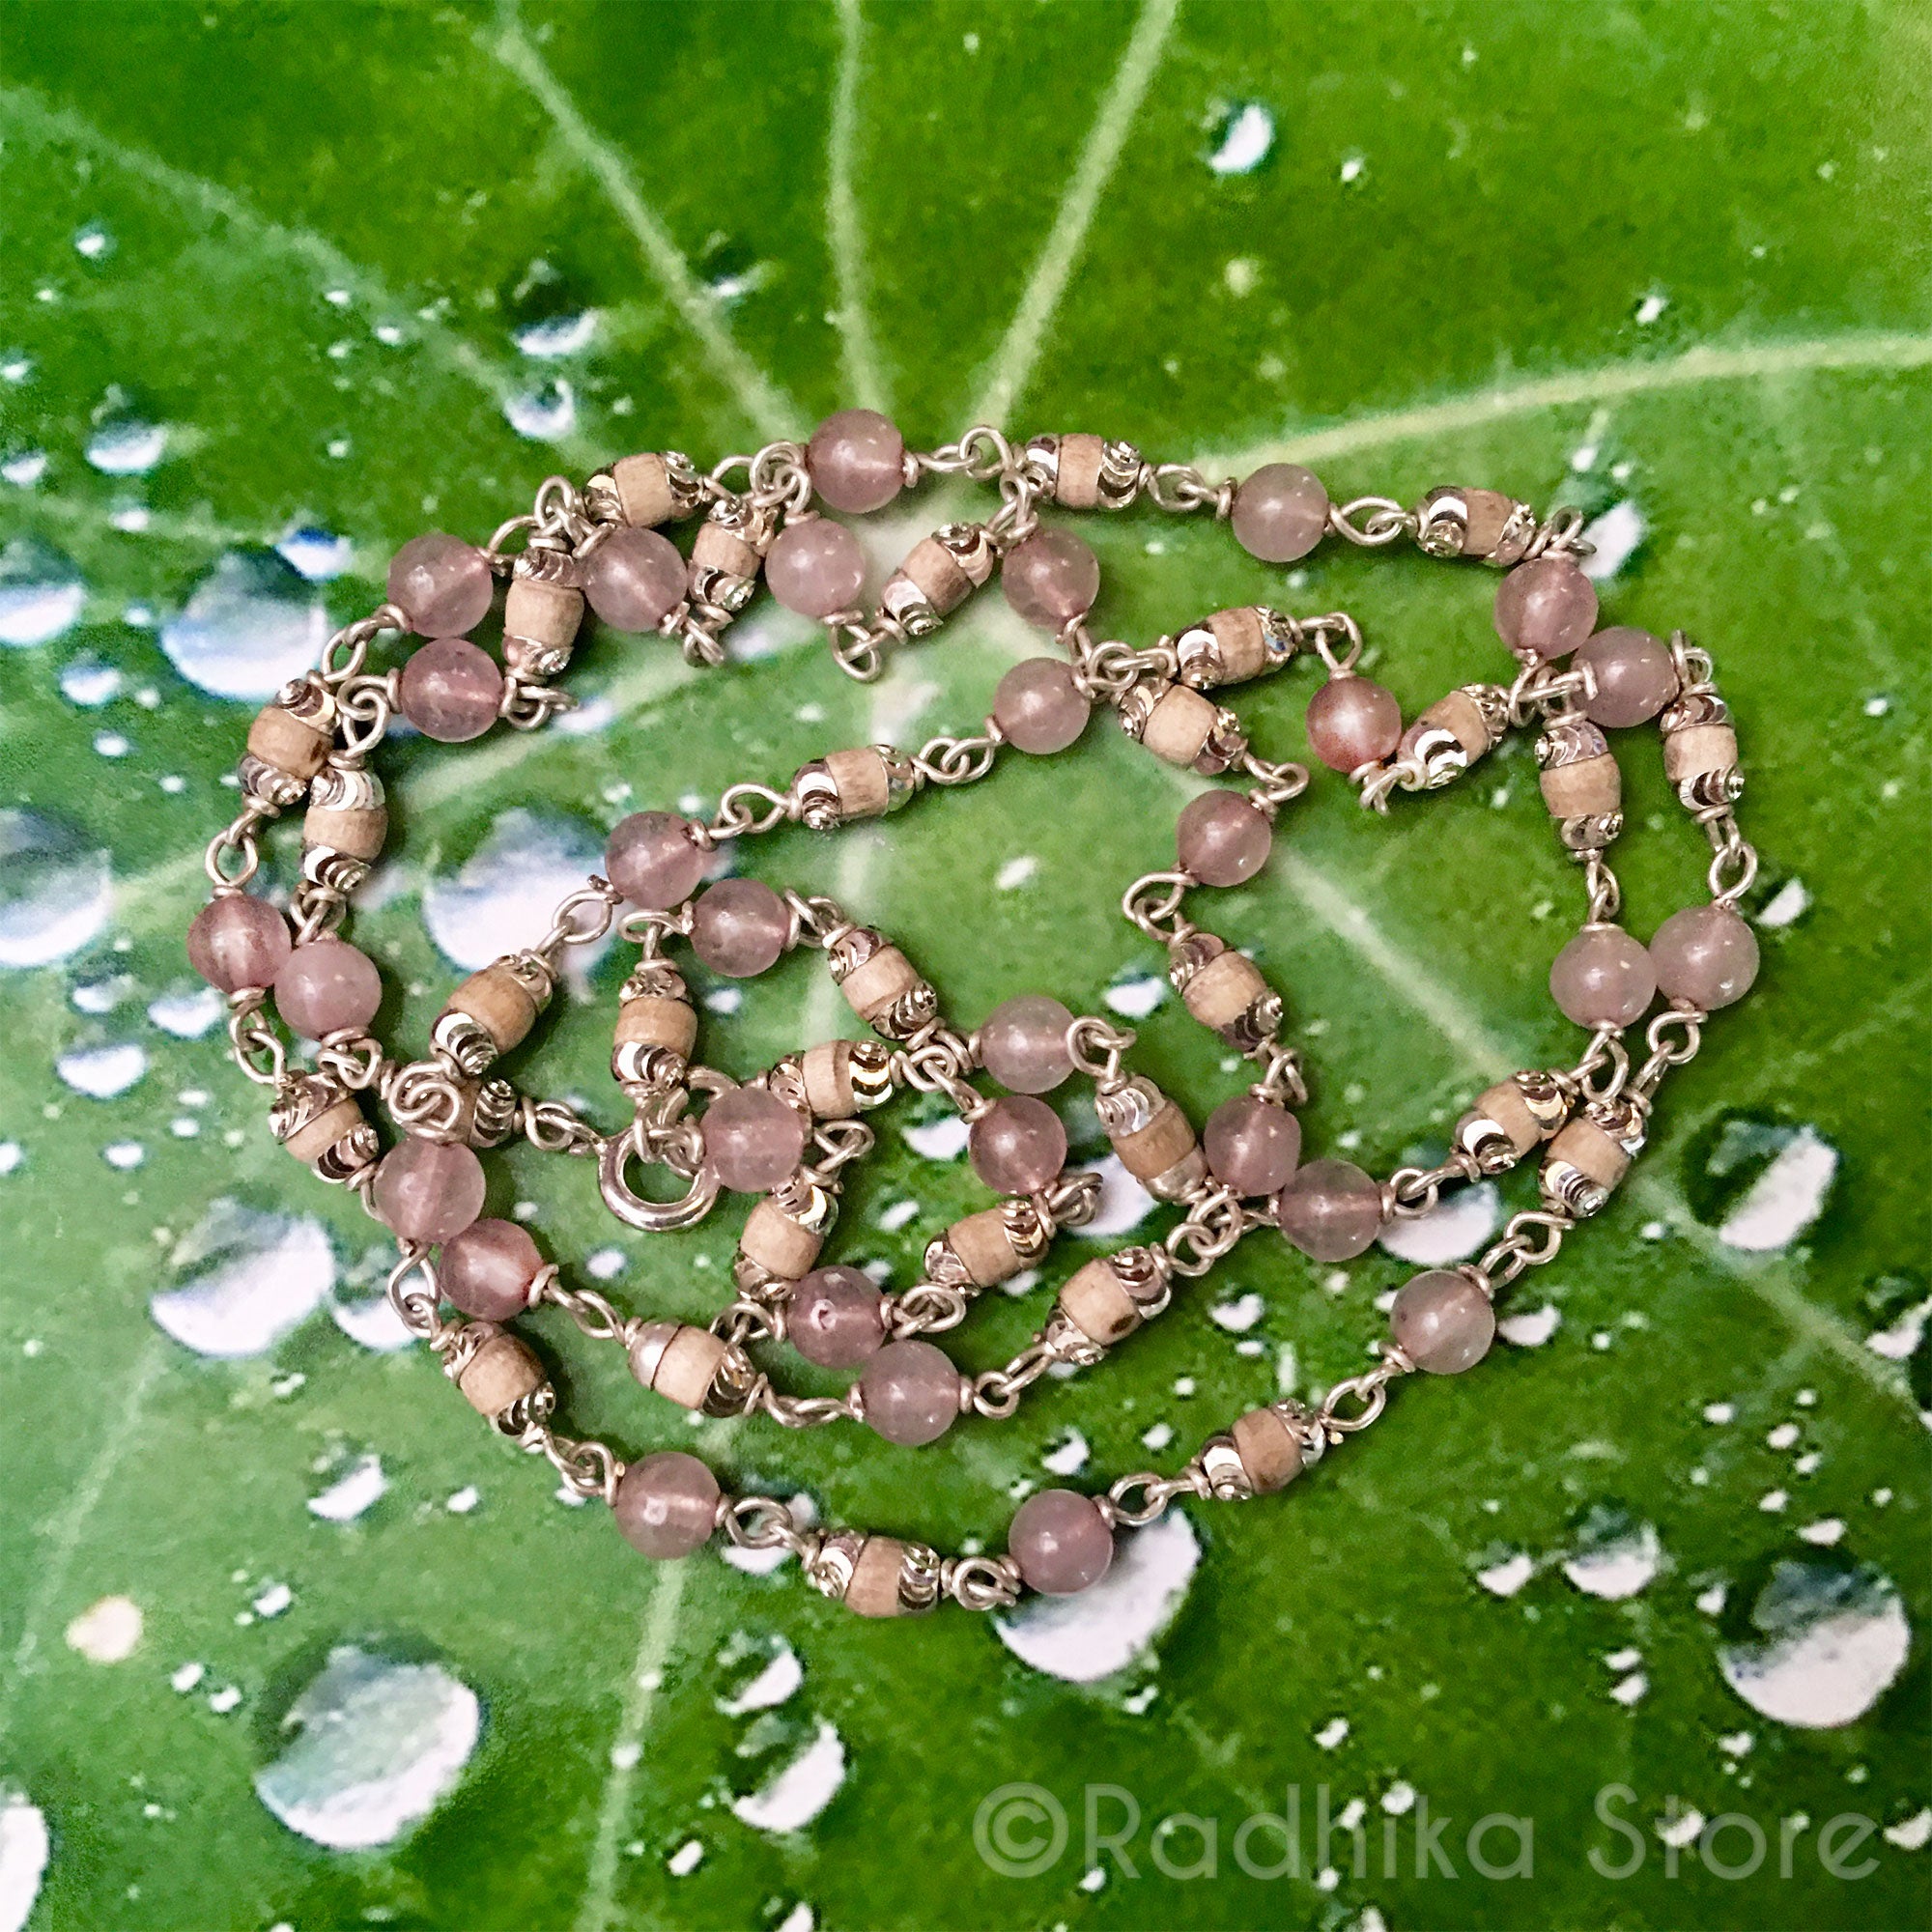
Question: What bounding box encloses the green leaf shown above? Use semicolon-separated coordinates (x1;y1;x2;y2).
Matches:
2;3;1928;1929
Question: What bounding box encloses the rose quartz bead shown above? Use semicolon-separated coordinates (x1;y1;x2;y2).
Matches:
398;637;503;742
1390;1270;1495;1375
808;408;904;514
582;526;687;631
1493;556;1598;659
969;1094;1067;1194
373;1137;487;1245
1009;1488;1115;1596
1576;626;1680;729
704;1086;808;1192
1204;1094;1301;1196
790;1264;885;1368
186;895;291;993
690;878;789;978
1002;527;1100;629
993;658;1091;754
1549;923;1656;1028
613;1451;720;1559
606;810;708;910
1231;463;1329;562
765;518;867;617
1276;1157;1383;1261
1177;790;1272;886
272;937;382;1038
859;1338;961;1446
1650;904;1760;1010
387;532;494;637
1306;675;1402;772
980;994;1076;1094
439;1217;544;1321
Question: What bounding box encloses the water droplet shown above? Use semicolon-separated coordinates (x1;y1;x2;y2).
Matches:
308;1455;386;1522
995;1512;1199;1682
1043;1429;1091;1475
59;656;122;705
1717;1555;1910;1728
85;418;167;475
1756;877;1808;927
1498;1303;1561;1348
1069;1153;1157;1237
1475;1550;1535;1598
55;1040;147;1098
274;526;354;582
1208;102;1275;176
1;451;46;489
901;1112;969;1162
716;1637;803;1716
1718;1126;1837;1251
151;1199;335;1357
1378;1180;1500;1264
1103;970;1165;1018
65;1594;142;1662
1578;500;1646;581
729;1720;845;1833
503;378;576;441
1561;1504;1663;1600
147;985;225;1037
160;549;329;700
422;807;607;971
0;536;85;647
1209;1292;1264;1334
73;223;113;261
0;1787;50;1932
254;1644;480;1849
0;809;111;969
328;1291;415;1352
513;310;600;357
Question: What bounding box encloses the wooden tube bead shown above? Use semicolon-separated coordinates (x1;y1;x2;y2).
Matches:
1179;946;1274;1040
1539;1098;1645;1218
246;696;333;787
800;1038;894;1118
926;1199;1050;1290
1537;716;1621;818
815;1532;941;1618
1175;607;1295;689
792;746;917;830
269;1073;378;1182
1417;689;1494;762
301;763;387;892
1413;485;1535;563
1454;1071;1570;1174
1099;1080;1206;1200
454;1324;547;1420
879;525;997;635
692;515;762;584
1232;1406;1305;1492
738;1198;828;1284
435;956;552;1073
503;572;583;679
1055;1251;1166;1349
830;931;935;1038
1120;679;1246;775
628;1321;731;1411
613;991;697;1059
611;450;700;526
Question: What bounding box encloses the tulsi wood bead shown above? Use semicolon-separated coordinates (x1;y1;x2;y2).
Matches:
1101;1086;1203;1199
628;1321;731;1411
1471;1081;1548;1157
1056;1254;1165;1348
880;526;995;633
611;450;698;526
1174;606;1294;688
613;994;697;1058
927;1204;1040;1289
439;960;547;1065
502;574;583;678
1179;948;1270;1035
301;802;386;863
246;702;333;781
1120;679;1246;775
1538;752;1622;818
738;1197;828;1281
455;1326;546;1419
691;517;762;583
838;943;924;1029
1662;722;1740;786
1413;485;1535;562
1417;689;1492;762
844;1536;929;1617
1048;432;1105;508
1231;1406;1305;1492
792;745;916;829
800;1038;892;1118
281;1094;366;1167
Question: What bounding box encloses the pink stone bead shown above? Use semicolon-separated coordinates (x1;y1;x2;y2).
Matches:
1306;675;1402;773
1002;527;1100;629
690;878;789;978
1493;556;1598;660
1009;1488;1115;1596
1231;463;1329;562
387;532;495;637
373;1137;487;1245
1390;1270;1495;1375
704;1085;808;1193
790;1264;885;1368
1204;1094;1301;1196
398;637;503;743
272;937;382;1039
1177;790;1272;886
439;1217;544;1321
613;1450;720;1559
859;1338;961;1446
808;408;905;514
1549;923;1656;1028
582;526;687;631
1276;1157;1383;1261
969;1094;1068;1194
606;810;708;910
1576;626;1679;729
1649;904;1760;1010
765;518;867;617
992;658;1090;754
979;994;1076;1094
186;894;291;993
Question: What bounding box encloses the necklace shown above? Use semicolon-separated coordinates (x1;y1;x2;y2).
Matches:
185;412;1760;1620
